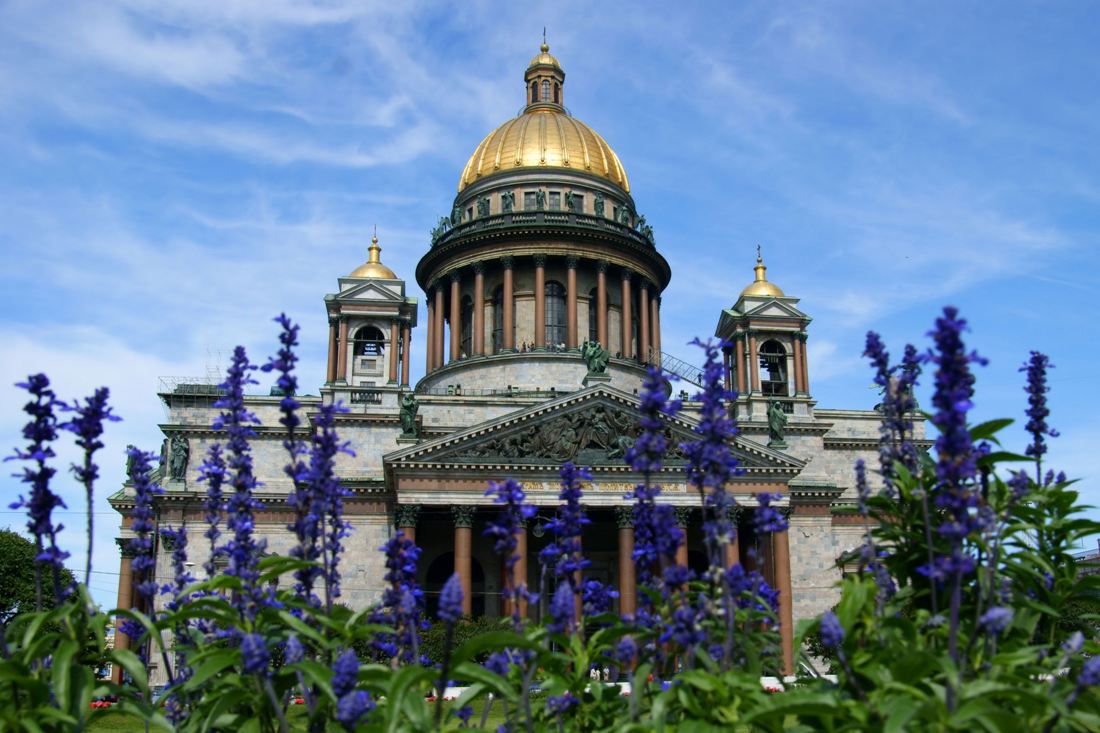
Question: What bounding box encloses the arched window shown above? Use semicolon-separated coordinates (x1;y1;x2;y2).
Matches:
553;83;560;104
460;295;473;357
759;340;789;396
588;288;598;344
492;285;504;354
530;82;538;104
353;325;386;356
541;79;551;102
545;281;566;347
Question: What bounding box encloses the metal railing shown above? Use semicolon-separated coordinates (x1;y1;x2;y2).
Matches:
432;210;656;250
349;390;383;405
648;348;705;388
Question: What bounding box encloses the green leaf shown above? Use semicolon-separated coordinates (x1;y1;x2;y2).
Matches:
111;648;148;690
970;418;1014;442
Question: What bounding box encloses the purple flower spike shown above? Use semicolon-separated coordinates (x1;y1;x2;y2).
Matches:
753;492;788;534
549;581;575;633
979;606;1013;636
820;611;844;649
240;633;270;676
439;573;464;624
8;374;68;604
332;648;361;698
1020;351;1058;480
539;463;592;586
127;448;163;600
336;691;375;731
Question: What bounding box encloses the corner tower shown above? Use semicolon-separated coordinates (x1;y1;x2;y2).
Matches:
416;42;670;395
715;252;813;422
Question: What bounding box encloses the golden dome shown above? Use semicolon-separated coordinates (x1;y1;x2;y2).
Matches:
528;42;561;70
740;253;785;298
349;232;398;279
457;41;629;194
458;110;630;193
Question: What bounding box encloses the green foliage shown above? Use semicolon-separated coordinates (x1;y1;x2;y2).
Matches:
0;528;76;623
419;616;511;668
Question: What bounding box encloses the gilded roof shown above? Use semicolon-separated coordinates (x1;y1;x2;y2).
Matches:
349;234;398;279
457;108;630;194
740;255;785;298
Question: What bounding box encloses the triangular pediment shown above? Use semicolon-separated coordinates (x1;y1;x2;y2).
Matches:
741;298;808;320
333;279;406;303
385;385;803;474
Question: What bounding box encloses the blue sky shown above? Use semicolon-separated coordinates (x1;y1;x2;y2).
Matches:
1;1;1098;609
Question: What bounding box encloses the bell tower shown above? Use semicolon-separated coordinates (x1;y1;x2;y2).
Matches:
714;250;812;422
323;230;417;407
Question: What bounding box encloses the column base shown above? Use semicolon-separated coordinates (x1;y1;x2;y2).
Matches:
396;436;420;445
582;373;613;388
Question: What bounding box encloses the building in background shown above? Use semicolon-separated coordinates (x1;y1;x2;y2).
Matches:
110;43;917;683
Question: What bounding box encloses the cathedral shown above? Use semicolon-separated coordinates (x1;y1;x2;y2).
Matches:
110;43;914;682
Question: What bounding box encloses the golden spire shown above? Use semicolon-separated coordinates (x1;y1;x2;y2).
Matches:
349;227;398;279
740;245;785;298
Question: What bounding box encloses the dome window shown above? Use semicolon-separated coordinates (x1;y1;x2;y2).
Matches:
545;281;566;347
531;82;538;104
541;79;551;102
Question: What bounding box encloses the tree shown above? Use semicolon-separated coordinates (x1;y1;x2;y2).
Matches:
0;528;76;623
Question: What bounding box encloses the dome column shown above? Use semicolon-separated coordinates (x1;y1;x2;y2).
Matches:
566;256;579;349
502;257;515;352
336;318;349;382
638;280;650;363
651;294;662;359
472;262;485;356
799;333;810;396
400;320;411;387
620;269;633;359
452;506;475;616
434;284;445;370
425;296;435;374
449;272;462;362
534;255;546;349
596;261;608;347
748;331;760;393
326;319;338;384
388;322;399;384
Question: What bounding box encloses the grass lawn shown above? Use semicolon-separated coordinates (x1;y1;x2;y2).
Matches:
87;699;507;731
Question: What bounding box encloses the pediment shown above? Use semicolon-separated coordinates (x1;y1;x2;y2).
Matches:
334;279;406;303
741;298;808;320
385;385;803;474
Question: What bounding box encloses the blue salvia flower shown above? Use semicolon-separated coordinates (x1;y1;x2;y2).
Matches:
306;401;354;609
626;367;682;588
285;635;305;665
7;374;67;605
60;386;119;587
660;594;706;649
753;492;788;534
439;573;464;624
484;478;537;623
864;334;922;495
372;531;423;664
979;606;1013;635
820;611;844;649
1020;351;1058;482
581;579;618;615
1076;657;1100;690
613;636;636;667
128;448;163;600
546;693;578;715
159;527;194;611
332;648;361;698
548;581;575;633
724;563;779;614
855;459;871;515
681;339;742;573
212;346;271;621
538;463;592;619
197;443;227;578
261;315;319;605
454;705;474;726
336;691;375;732
239;633;270;676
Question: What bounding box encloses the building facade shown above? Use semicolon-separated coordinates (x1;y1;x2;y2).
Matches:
110;44;914;682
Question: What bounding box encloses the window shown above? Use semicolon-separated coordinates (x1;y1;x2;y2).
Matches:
524;191;537;210
759;340;789;396
548;191;561;210
553;83;560;104
531;82;538;104
353;326;386;356
588;288;598;344
460;296;473;357
492;285;504;354
541;79;550;102
545;281;566;346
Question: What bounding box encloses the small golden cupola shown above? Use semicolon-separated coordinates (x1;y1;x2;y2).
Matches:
740;250;785;298
525;36;565;110
349;229;398;279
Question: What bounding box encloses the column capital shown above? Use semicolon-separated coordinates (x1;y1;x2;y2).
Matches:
472;260;485;275
638;278;650;292
778;506;793;521
116;537;137;558
674;506;693;528
452;505;476;528
615;506;634;529
500;256;515;269
726;505;745;522
450;270;462;284
566;255;579;269
621;267;633;281
596;259;609;273
394;503;421;528
533;254;547;267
